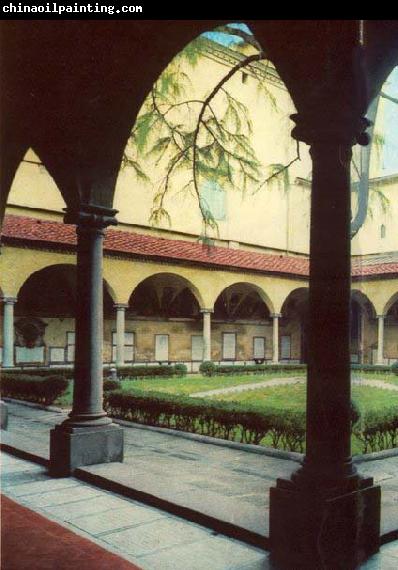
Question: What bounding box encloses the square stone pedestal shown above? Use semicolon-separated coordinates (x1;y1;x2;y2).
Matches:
269;478;381;570
50;423;124;477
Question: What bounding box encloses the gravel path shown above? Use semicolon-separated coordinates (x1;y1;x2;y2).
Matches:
190;376;398;398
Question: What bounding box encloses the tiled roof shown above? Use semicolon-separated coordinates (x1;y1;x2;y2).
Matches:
2;214;398;280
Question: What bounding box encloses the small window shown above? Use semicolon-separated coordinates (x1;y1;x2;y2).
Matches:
380;224;386;239
155;334;169;362
222;332;236;360
191;335;204;361
112;332;135;362
253;337;266;359
200;181;226;221
66;331;75;362
281;335;291;360
241;72;248;84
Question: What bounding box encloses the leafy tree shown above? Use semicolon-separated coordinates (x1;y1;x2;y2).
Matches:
124;26;300;236
122;27;396;238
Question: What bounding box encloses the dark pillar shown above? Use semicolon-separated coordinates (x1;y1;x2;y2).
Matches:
269;116;380;569
50;204;123;477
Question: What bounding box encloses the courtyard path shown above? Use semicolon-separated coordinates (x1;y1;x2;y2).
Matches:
2;399;398;547
191;376;398;398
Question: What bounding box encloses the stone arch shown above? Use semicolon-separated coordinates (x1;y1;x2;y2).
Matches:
383;291;398;316
213;281;272;321
280;287;309;363
128;272;203;318
351;289;377;319
16;263;117;308
211;280;275;315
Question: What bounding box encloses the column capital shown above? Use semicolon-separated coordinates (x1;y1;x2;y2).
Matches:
200;308;214;314
64;204;118;229
271;313;282;319
114;303;129;310
1;296;17;305
377;314;386;319
290;112;370;148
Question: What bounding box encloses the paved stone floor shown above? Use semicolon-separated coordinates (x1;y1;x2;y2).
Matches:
2;400;398;568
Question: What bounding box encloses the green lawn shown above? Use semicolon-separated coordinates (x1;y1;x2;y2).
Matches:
354;371;398;387
118;370;304;395
53;371;305;407
53;372;398;455
210;382;398;412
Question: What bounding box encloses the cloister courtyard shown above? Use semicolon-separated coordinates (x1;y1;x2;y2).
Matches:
1;18;398;570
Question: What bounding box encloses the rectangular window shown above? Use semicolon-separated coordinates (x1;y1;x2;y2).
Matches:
253;336;266;359
112;332;135;362
191;335;204;361
155;334;169;361
15;346;45;364
66;331;75;363
222;332;236;360
49;347;65;363
200;180;226;221
281;335;291;360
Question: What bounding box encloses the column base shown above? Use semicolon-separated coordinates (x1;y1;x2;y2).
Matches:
269;477;380;570
49;422;124;477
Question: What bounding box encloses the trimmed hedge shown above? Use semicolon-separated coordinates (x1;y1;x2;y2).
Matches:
199;362;306;377
103;379;121;391
1;363;189;381
353;407;398;453
1;367;75;379
116;364;187;379
104;389;306;452
351;363;393;374
391;362;398;376
0;373;69;405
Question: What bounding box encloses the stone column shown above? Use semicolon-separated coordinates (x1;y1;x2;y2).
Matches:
269;112;380;568
2;297;16;368
201;309;212;361
50;205;123;477
271;313;281;364
376;315;385;365
115;304;128;367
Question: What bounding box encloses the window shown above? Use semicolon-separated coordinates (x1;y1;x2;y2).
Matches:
281;335;291;360
200;180;226;221
66;332;75;362
253;337;266;359
222;332;236;360
241;72;248;84
155;334;169;361
112;332;135;362
49;347;65;363
380;224;386;239
191;335;204;361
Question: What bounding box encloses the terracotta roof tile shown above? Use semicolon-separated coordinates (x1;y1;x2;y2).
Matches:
2;215;398;279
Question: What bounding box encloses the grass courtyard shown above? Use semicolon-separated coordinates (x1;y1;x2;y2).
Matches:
51;370;398;455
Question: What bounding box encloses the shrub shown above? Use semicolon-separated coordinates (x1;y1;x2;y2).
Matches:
0;374;69;405
200;362;306;376
350;399;361;427
1;367;74;379
199;361;216;377
174;363;188;377
116;364;178;379
104;389;306;452
351;363;392;374
353;407;398;454
391;362;398;376
103;379;121;391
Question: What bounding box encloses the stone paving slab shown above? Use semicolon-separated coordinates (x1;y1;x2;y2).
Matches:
1;452;269;570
